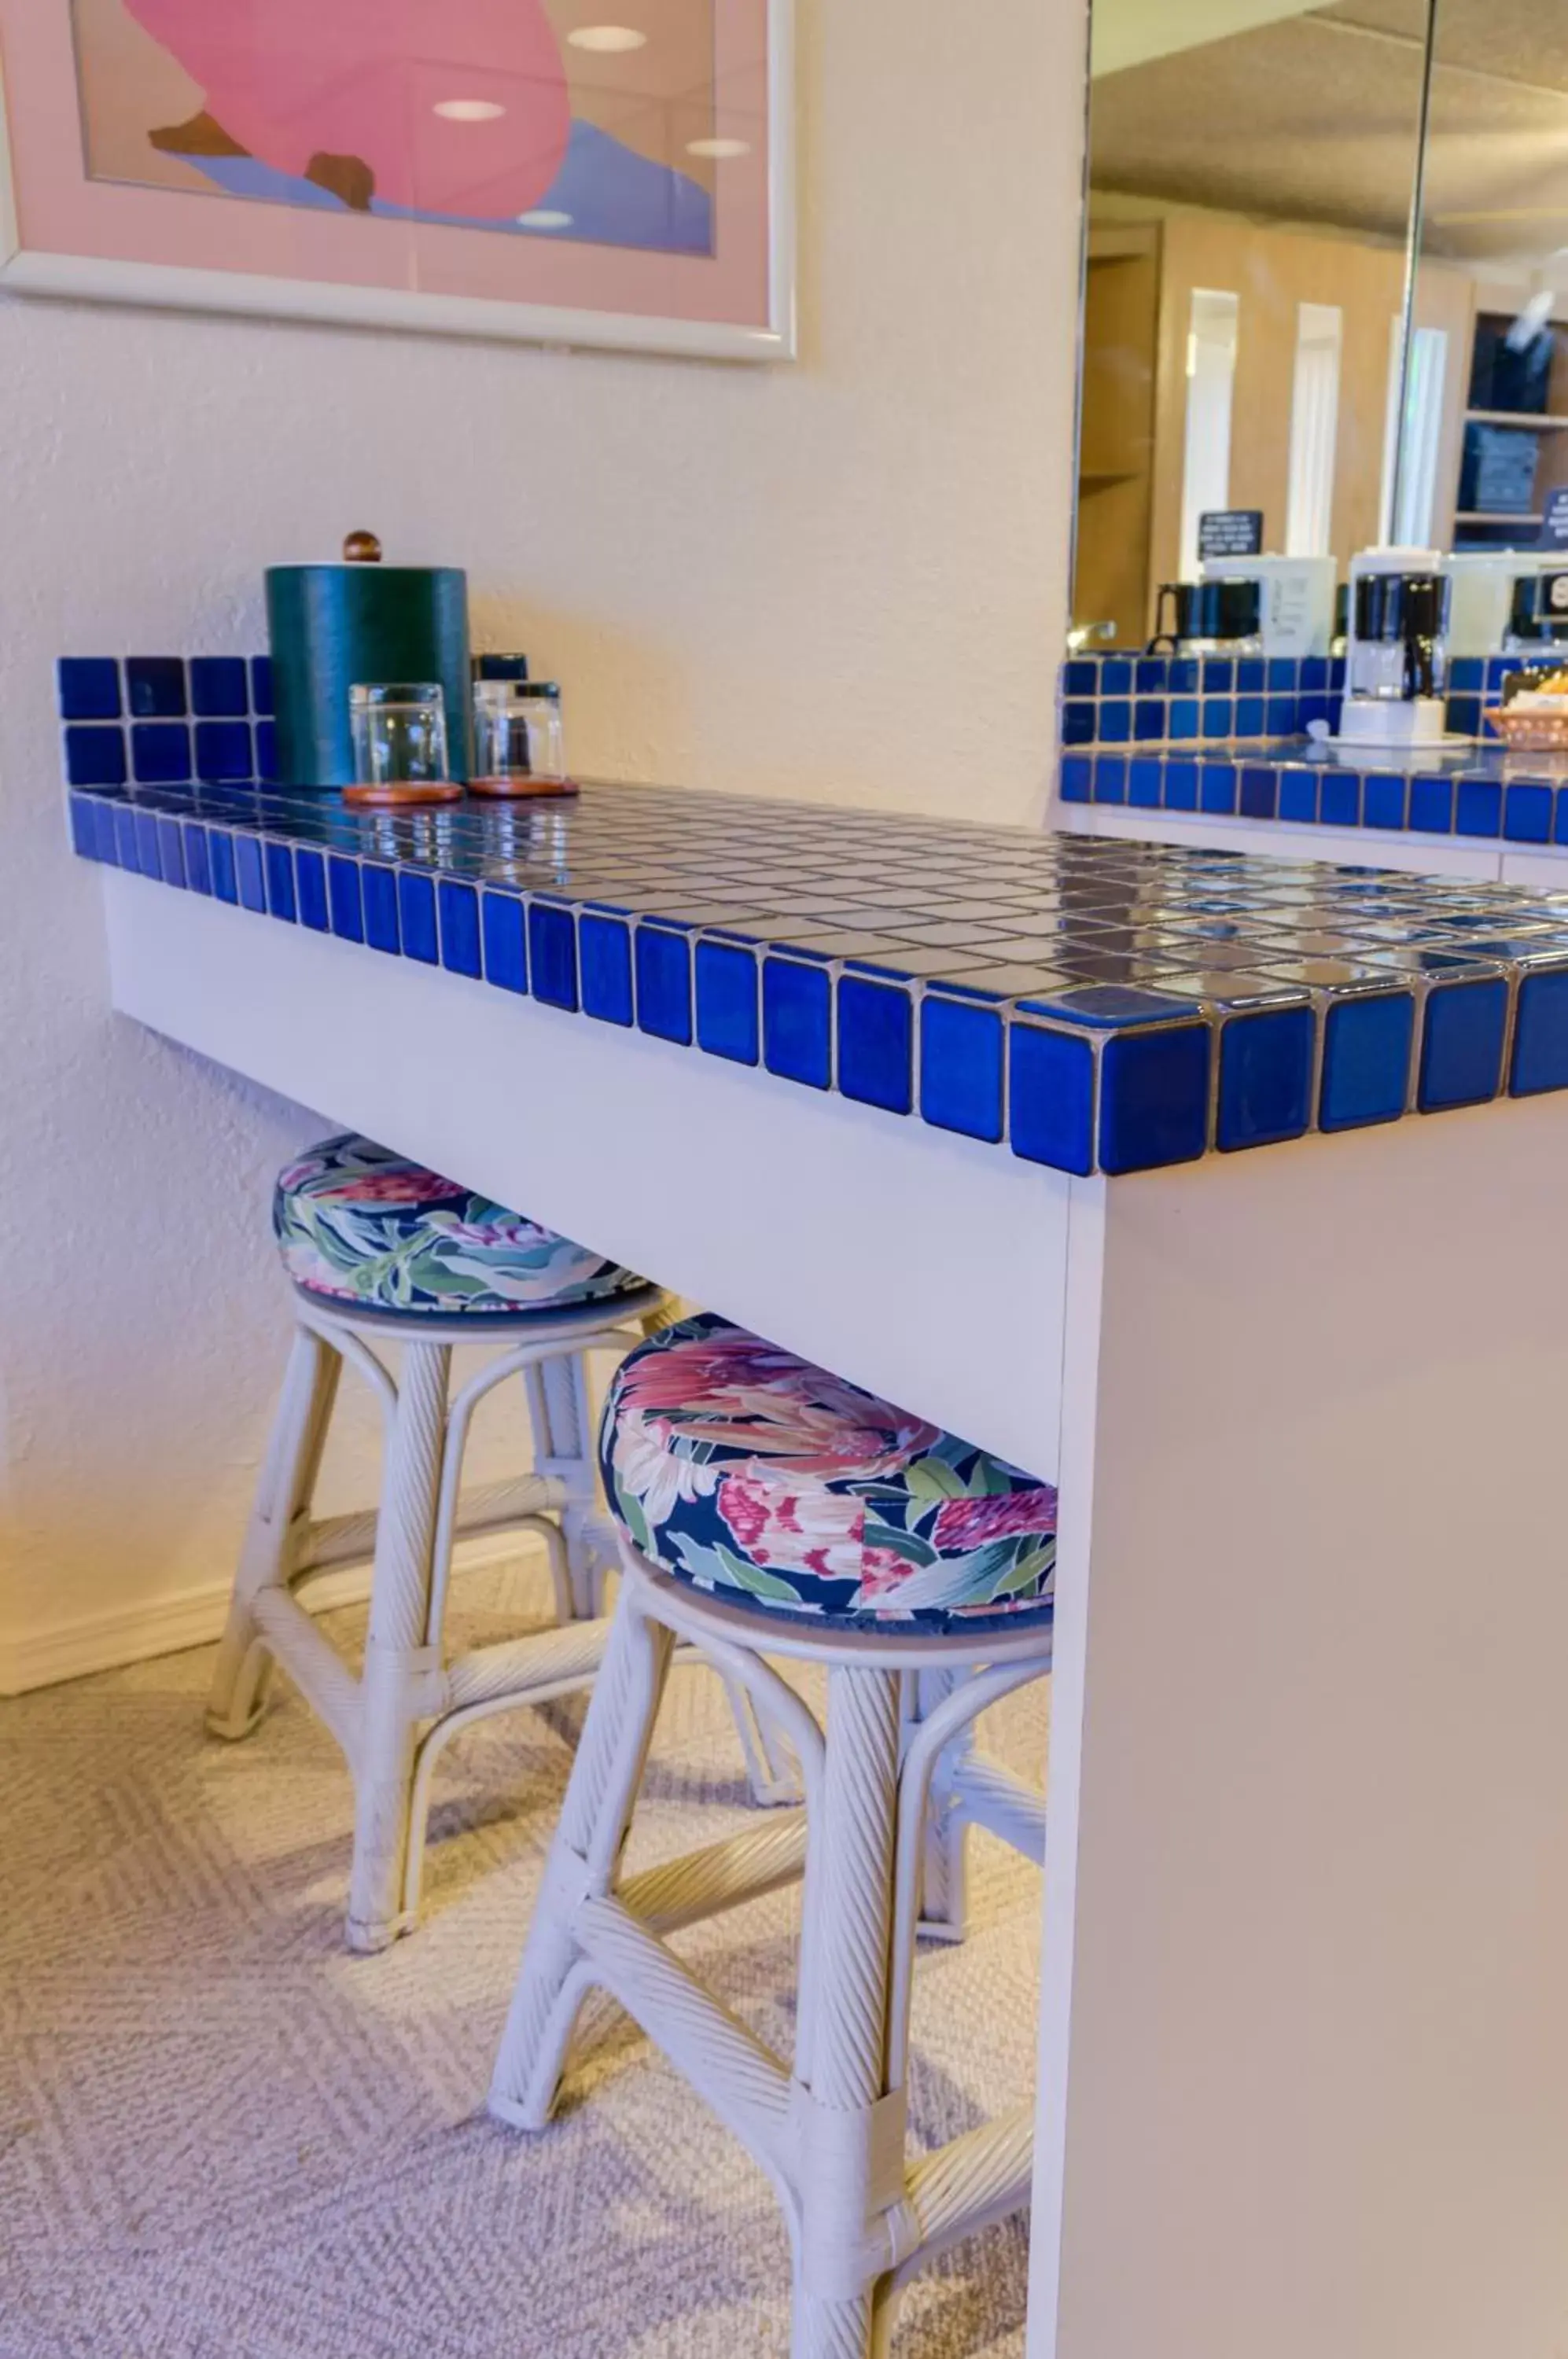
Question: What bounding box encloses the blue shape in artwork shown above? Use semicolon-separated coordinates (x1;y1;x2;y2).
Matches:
189;116;712;257
636;924;694;1043
580;912;635;1026
838;977;913;1113
327;855;363;942
57;658;121;721
1319;993;1414;1130
1098;1025;1212;1173
696;940;760;1065
438;879;482;977
399;871;440;964
295;847;329;931
1216;1007;1314;1150
1010;1022;1095;1176
481;891;528;992
1511;968;1568;1096
922;994;1003;1142
64;727;127;788
529;900;579;1010
763;957;832;1090
1419;979;1508;1111
363;864;400;954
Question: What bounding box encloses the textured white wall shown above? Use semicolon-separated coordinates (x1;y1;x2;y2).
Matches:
0;0;1086;1687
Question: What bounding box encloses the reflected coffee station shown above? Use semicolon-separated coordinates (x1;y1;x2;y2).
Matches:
1063;0;1568;839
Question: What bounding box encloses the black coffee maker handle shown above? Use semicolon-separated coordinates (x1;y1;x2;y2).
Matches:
1147;583;1180;655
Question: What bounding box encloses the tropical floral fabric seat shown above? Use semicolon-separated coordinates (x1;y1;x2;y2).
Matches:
274;1134;650;1319
599;1312;1058;1633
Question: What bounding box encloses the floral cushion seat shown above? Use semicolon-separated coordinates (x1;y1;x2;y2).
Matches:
599;1313;1058;1634
274;1134;650;1319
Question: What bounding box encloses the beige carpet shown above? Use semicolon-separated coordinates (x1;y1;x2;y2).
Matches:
0;1558;1046;2357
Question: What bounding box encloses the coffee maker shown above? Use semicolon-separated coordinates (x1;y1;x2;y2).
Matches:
1149;576;1263;656
1338;548;1452;748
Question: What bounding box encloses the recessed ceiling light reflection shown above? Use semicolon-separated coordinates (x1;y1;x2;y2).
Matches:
686;137;750;159
568;24;647;51
518;209;574;230
434;98;506;121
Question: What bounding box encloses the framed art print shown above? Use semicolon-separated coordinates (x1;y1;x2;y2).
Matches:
0;0;794;359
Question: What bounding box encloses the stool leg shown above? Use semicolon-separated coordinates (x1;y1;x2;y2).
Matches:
207;1325;340;1741
488;1591;675;2128
910;1668;970;1943
527;1352;605;1619
794;1666;904;2359
346;1339;451;1954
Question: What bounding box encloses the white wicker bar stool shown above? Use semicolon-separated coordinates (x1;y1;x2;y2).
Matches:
205;1136;788;1954
488;1313;1052;2357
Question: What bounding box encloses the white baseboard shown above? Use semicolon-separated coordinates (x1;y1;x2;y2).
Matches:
0;1532;536;1698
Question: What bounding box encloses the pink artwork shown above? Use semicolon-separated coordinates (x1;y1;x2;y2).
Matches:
0;0;793;358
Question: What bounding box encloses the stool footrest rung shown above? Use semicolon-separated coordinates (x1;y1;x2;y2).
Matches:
295;1474;566;1581
249;1589;363;1767
618;1814;809;1937
576;1893;792;2173
889;2101;1034;2286
444;1619;611;1710
948;1754;1047;1865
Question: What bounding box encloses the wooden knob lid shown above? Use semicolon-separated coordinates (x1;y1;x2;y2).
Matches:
342;530;383;565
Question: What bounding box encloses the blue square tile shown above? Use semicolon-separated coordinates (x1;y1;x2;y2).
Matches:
1236;658;1265;694
234;833;267;913
1169;698;1200;740
636;924;694;1044
1164;759;1198;811
1092;754;1127;805
1418;978;1508;1111
528;900;578;1009
296;847;329;930
1266;697;1297;734
838;976;913;1114
91;799;120;863
190;657;250;717
1456;778;1504;838
1408;776;1455;834
1060;755;1091;804
209;830;238;904
1202;698;1234;738
250;655;274;716
1101;657;1133;695
1486;657;1512;694
112;804;138;870
1279;767;1318;824
437;879;481;977
1363;772;1407;830
481;890;527;992
126;657;187;718
1062;701;1096;746
1216;1006;1314;1150
64;726;127;788
1330;656;1347;691
399;870;439;964
921;993;1003;1142
1009;1022;1095;1175
57;658;121;721
195;719;253;782
1062;661;1097;697
1202;658;1235;694
1128;756;1163;809
1505;782;1553;844
1134;699;1166;741
1099;1024;1212;1173
1268;658;1298;691
1449;657;1484;692
580;912;635;1025
1512;968;1568;1095
1555;790;1568;848
1199;760;1238;815
1297;694;1331;731
1319;992;1414;1130
156;815;186;888
1239;765;1277;819
1446;694;1482;738
68;794;98;859
264;839;296;922
134;809;162;879
1320;771;1361;828
131;722;192;785
1098;700;1132;744
1235;696;1266;738
363;864;399;954
182;822;212;895
1169;657;1200;694
696;940;760;1065
1301;657;1329;691
256;720;278;783
1136;656;1169;694
763;956;832;1090
327;855;363;942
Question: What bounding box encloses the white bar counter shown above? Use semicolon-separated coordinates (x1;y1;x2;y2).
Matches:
73;776;1568;2359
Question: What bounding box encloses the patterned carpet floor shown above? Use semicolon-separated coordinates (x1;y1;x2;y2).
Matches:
0;1558;1046;2357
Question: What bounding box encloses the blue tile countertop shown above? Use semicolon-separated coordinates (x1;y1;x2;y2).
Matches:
66;764;1568;1179
1062;734;1568;848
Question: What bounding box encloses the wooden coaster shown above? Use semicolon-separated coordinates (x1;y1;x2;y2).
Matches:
343;779;465;809
466;775;582;800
